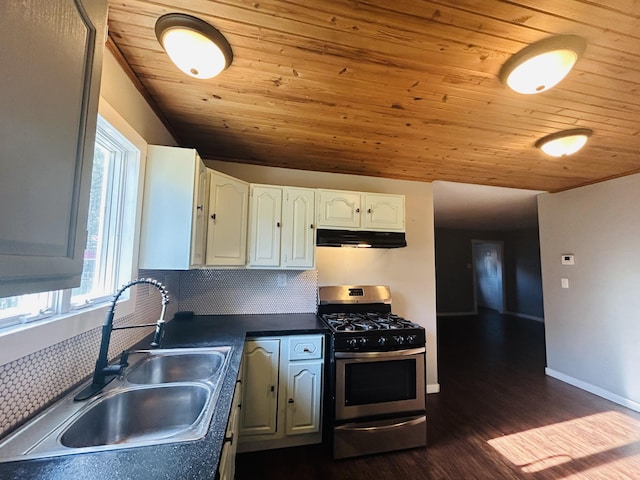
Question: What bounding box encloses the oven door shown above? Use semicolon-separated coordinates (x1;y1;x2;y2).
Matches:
335;347;425;421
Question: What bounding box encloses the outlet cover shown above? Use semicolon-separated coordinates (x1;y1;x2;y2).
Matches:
561;254;575;265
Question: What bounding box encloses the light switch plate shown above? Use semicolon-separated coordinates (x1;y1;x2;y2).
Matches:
561;278;569;289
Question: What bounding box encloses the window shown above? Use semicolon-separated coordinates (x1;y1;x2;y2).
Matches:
0;114;142;330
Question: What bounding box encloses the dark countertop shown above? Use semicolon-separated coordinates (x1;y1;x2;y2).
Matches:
1;313;328;480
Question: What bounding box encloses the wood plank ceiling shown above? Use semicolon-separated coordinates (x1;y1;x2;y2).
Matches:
107;0;640;192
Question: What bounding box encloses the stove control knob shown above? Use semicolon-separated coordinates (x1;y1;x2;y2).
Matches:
406;334;417;344
393;335;405;345
347;338;358;348
359;337;368;347
378;336;387;346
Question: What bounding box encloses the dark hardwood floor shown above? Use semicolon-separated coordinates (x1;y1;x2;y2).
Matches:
235;310;640;479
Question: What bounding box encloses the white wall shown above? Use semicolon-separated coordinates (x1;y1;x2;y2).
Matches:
538;173;640;410
100;49;176;147
209;161;439;392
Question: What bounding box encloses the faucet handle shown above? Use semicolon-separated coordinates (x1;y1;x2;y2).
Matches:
119;350;130;367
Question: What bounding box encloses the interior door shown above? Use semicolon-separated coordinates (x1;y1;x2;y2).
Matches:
473;241;504;312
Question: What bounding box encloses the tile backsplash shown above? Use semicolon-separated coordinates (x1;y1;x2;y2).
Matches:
178;269;318;314
0;269;318;438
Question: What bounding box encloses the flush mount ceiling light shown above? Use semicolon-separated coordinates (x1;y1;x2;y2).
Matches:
499;35;586;94
535;128;592;157
155;13;233;79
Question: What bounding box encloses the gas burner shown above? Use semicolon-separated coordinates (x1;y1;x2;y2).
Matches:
322;312;421;334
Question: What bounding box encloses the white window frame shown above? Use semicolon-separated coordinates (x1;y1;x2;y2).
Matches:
0;98;147;366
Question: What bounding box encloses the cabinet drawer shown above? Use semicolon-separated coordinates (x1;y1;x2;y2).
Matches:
288;335;323;361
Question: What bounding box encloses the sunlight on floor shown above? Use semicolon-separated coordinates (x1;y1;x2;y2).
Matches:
488;411;640;477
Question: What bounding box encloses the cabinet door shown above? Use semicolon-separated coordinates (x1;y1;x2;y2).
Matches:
206;171;248;266
317;189;362;229
247;186;282;267
363;194;405;231
139;146;203;269
0;0;107;297
281;188;315;269
285;361;322;436
240;339;280;436
190;158;208;267
219;379;242;480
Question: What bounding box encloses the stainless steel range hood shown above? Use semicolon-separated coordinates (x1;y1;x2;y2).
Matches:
316;229;407;248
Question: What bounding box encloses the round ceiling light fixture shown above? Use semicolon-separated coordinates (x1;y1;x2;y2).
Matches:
499;35;586;94
155;13;233;79
535;128;592;157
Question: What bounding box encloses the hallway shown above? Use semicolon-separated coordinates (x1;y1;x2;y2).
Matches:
235;311;640;479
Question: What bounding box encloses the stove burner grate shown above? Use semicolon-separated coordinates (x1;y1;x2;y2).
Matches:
322;312;420;332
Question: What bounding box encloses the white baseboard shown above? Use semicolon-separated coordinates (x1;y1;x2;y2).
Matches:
505;311;544;322
436;312;476;317
545;368;640;413
426;383;440;394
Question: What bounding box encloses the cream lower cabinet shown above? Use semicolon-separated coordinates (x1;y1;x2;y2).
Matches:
317;189;405;232
247;185;315;269
238;339;280;436
238;335;324;452
206;171;249;266
219;376;242;480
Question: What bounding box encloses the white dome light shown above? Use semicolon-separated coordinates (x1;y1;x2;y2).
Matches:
155;14;233;80
500;35;586;94
535;129;592;157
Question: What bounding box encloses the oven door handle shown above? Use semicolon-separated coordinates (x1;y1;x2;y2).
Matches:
334;347;425;359
335;415;426;432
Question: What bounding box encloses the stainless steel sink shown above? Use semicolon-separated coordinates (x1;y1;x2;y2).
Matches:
126;350;227;384
0;345;232;462
60;384;209;448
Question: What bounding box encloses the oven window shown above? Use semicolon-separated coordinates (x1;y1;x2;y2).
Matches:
345;359;416;405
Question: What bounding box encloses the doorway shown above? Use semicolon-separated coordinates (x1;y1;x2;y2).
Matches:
472;240;505;313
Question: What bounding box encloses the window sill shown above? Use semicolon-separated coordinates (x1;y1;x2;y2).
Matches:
0;296;133;366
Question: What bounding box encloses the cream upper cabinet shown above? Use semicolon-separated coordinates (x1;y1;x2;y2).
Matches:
139;146;208;270
0;0;108;297
281;188;316;269
317;189;405;232
317;189;362;229
247;185;315;269
363;193;405;231
247;185;282;267
206;171;249;266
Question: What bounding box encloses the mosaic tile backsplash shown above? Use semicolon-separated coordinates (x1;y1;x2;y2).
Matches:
0;270;180;437
0;268;318;438
178;269;318;314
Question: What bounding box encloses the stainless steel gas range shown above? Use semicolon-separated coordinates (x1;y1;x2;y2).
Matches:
318;285;427;459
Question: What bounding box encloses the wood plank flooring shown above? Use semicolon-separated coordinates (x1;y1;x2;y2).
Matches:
235;310;640;479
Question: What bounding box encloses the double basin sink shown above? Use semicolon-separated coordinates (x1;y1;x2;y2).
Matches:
0;346;232;462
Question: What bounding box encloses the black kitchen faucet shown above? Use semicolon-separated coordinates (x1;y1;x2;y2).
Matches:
74;278;170;401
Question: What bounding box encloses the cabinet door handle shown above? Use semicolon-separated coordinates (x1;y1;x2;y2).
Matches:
270;385;275;392
276;222;281;228
210;213;216;220
310;224;314;229
288;398;294;404
224;433;234;445
303;348;311;353
196;205;204;211
368;208;372;214
355;208;360;213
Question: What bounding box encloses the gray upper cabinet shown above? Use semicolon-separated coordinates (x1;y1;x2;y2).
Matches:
0;0;108;296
